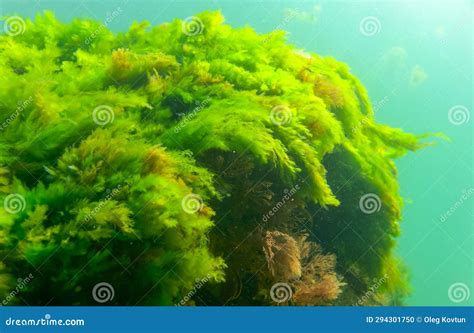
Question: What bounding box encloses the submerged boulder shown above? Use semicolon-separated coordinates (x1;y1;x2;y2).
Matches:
0;11;426;305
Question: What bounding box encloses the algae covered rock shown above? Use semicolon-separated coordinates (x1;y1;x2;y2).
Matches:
0;11;425;305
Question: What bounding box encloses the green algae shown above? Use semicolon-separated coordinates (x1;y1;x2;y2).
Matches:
0;11;428;305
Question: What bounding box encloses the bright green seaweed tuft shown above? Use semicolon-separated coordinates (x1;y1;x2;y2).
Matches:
0;11;427;305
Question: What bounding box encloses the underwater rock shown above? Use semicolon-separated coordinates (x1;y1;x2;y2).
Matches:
0;11;427;305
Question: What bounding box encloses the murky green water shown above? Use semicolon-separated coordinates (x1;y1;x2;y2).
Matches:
1;0;471;306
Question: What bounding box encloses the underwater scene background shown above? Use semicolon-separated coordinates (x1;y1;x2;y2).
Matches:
0;0;471;307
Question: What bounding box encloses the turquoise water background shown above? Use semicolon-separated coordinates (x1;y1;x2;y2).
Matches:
1;0;472;306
